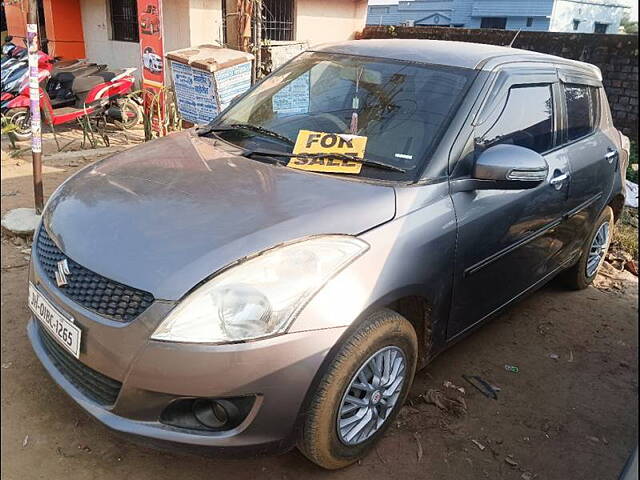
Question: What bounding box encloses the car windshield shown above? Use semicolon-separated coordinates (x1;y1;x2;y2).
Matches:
211;52;474;181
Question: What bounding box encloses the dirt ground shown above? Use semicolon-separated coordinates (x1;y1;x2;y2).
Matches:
1;141;638;480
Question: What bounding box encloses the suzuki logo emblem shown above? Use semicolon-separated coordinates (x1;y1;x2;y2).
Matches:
55;259;71;287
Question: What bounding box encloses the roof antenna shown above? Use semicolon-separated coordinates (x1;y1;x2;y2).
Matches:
508;30;521;48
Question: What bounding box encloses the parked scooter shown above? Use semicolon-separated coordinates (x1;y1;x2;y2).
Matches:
4;66;141;140
1;36;21;56
45;62;109;107
2;36;141;139
1;47;29;88
2;43;107;108
1;50;52;98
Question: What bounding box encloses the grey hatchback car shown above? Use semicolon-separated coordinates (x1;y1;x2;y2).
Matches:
27;40;629;469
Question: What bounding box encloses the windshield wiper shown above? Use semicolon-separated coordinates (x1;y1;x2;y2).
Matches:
198;123;295;145
243;149;407;173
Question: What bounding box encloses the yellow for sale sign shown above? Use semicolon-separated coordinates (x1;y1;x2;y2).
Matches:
288;130;368;174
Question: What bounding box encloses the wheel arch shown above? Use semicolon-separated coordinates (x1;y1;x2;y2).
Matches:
290;290;436;448
292;286;438;435
335;285;439;370
384;295;433;369
609;193;625;223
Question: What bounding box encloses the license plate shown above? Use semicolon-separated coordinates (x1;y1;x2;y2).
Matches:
29;283;81;358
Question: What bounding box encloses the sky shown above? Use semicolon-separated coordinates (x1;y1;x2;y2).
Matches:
628;0;638;21
368;0;638;20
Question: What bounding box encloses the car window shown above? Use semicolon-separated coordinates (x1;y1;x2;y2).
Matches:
565;84;598;141
480;85;554;154
589;86;600;129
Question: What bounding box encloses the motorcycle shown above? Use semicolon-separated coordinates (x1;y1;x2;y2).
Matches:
1;47;28;88
1;36;21;56
2;43;108;110
2;36;141;139
1;50;51;99
4;66;141;140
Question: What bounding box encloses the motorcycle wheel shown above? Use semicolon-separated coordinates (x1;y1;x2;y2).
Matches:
114;99;142;130
6;108;31;140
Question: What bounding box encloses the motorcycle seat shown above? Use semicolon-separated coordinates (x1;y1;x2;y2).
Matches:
71;75;105;94
52;61;101;73
91;70;119;82
51;60;84;70
53;65;106;85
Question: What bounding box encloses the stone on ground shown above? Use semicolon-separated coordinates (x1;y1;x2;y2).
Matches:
1;208;41;237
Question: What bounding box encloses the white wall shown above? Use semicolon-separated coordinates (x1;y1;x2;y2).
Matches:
163;0;223;51
162;0;191;53
465;15;551;31
295;0;368;46
79;0;223;82
80;0;142;75
188;0;224;46
550;0;628;33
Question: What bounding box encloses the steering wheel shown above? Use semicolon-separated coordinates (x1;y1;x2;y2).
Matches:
309;112;350;133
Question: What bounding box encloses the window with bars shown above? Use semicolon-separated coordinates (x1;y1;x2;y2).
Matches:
110;0;139;43
480;17;507;29
262;0;294;41
594;22;608;34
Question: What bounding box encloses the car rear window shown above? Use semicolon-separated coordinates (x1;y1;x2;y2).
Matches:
565;84;598;141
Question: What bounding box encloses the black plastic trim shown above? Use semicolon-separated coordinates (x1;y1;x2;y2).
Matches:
464;217;563;278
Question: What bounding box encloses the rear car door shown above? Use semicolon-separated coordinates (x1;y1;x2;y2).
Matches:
558;72;618;256
447;68;579;339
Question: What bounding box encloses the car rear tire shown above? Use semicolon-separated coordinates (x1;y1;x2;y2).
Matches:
560;206;614;290
298;309;418;470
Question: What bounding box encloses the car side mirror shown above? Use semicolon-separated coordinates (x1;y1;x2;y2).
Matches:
453;144;549;192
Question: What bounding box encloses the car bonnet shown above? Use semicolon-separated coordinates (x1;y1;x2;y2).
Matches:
41;130;396;301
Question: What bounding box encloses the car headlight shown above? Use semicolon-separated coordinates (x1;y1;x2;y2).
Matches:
151;236;369;344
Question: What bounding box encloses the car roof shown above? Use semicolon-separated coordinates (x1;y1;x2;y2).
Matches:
311;39;600;78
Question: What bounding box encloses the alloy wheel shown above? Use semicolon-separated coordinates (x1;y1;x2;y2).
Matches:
337;346;406;446
8;109;31;140
586;221;610;277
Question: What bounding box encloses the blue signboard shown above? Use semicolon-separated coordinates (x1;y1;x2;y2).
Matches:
170;60;252;125
272;72;310;116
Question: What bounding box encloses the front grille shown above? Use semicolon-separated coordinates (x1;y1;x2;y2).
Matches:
38;324;122;406
36;227;154;322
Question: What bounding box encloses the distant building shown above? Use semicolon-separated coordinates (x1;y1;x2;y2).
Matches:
367;0;630;34
3;0;368;70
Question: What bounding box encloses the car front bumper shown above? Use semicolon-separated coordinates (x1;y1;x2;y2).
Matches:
27;317;347;453
27;254;347;454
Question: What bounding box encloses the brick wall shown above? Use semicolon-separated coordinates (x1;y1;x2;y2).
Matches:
359;26;638;140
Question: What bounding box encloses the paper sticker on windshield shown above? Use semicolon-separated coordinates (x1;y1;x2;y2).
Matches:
288;130;368;174
272;72;310;116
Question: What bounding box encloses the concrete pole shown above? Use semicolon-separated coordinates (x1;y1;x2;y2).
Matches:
254;0;262;80
27;0;44;214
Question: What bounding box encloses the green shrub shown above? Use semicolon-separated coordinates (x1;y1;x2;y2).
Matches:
627;140;638;184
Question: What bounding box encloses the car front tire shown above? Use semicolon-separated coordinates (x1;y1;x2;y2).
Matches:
561;206;614;290
298;309;418;469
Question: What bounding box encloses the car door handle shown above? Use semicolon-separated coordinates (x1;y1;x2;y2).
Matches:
605;149;618;164
549;173;570;186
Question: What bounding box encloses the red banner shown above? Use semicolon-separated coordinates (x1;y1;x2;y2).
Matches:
137;0;165;134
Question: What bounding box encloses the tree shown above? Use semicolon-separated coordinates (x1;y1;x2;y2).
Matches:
620;12;638;34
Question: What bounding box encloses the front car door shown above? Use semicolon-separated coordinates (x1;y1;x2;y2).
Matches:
447;66;579;340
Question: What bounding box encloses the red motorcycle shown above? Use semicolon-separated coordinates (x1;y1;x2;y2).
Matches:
5;65;140;140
